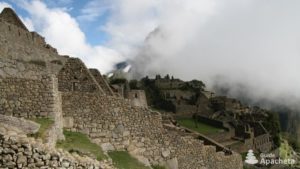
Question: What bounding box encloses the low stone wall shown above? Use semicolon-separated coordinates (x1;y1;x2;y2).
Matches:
0;125;102;169
62;92;243;169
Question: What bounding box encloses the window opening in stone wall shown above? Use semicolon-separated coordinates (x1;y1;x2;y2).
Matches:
72;82;78;91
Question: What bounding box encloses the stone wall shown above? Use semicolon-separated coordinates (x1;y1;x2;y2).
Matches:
0;76;55;118
62;92;243;169
0;58;48;79
0;125;102;169
89;68;114;96
0;75;64;147
58;58;105;93
0;8;28;31
127;90;148;108
0;18;65;64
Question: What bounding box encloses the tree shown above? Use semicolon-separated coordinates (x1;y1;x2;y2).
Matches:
129;80;138;89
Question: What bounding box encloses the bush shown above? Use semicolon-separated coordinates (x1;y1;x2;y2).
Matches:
129;80;139;89
110;78;127;85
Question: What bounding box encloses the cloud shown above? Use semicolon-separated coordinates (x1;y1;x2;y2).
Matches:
0;1;12;11
100;0;300;110
78;0;112;22
6;0;300;110
16;0;123;73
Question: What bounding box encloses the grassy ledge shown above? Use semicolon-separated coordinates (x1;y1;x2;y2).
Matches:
29;118;54;140
56;130;106;161
152;165;166;169
177;118;223;135
108;151;151;169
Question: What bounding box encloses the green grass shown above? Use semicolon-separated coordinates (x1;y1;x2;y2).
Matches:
56;130;106;161
152;165;166;169
108;151;151;169
29;118;54;140
177;118;223;135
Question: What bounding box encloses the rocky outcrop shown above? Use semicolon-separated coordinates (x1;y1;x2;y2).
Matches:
0;114;40;134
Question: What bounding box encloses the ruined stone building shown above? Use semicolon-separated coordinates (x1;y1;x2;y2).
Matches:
194;95;274;153
0;8;243;169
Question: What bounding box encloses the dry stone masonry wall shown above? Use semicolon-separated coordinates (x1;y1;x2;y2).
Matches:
0;124;103;169
58;58;105;94
0;19;64;63
89;69;114;96
0;76;55;118
62;92;243;169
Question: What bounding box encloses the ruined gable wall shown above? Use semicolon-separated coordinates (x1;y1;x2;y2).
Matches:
89;69;114;96
0;18;66;64
0;8;28;31
62;92;243;169
58;58;105;94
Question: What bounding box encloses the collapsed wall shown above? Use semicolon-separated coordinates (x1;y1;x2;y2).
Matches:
62;92;243;169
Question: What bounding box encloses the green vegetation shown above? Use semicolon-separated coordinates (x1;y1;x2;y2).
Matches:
110;78;127;85
179;79;205;92
152;165;166;169
177;118;223;135
279;139;294;159
263;111;281;147
281;132;300;152
29;118;54;140
129;79;139;89
56;130;106;161
108;151;151;169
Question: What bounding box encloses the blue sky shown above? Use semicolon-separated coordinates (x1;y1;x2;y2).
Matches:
0;0;161;73
2;0;111;45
